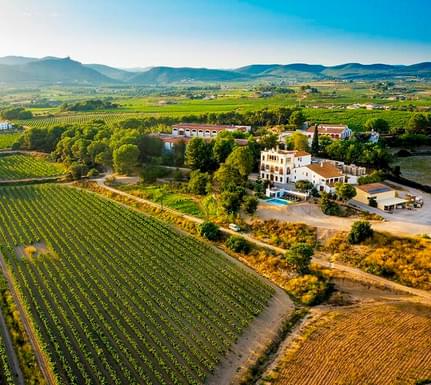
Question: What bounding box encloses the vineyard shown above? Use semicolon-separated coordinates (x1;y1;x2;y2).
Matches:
0;184;274;385
0;328;15;385
0;154;66;181
264;303;431;385
0;133;21;150
14;113;155;128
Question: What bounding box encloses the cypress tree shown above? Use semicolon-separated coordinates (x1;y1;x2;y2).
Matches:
311;124;319;155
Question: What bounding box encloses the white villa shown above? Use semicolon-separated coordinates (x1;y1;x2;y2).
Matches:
260;148;347;194
0;121;13;130
260;148;311;184
172;123;251;138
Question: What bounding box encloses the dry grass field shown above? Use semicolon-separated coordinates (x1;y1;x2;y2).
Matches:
263;302;431;385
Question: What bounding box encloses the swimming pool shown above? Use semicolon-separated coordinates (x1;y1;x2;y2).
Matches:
265;198;291;206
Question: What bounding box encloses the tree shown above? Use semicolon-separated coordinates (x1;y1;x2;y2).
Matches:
358;170;383;185
188;171;210;195
335;182;357;201
226;236;250;254
291;132;309;151
212;131;235;164
406;113;430;134
364;118;389;133
153;185;168;210
258;133;278;150
311;125;319;155
201;194;218;219
295;180;313;193
213;163;243;192
289;110;306;130
220;190;243;214
242;195;258;214
113;144;139;174
320;192;341;216
185;137;213;171
225;147;253;179
68;162;88;180
348;221;373;244
285;243;314;274
173;140;186;167
198;221;220;240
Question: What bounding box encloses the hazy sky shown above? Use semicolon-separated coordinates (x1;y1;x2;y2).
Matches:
1;0;430;68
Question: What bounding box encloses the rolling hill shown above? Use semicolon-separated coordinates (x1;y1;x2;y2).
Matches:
84;63;136;81
0;57;115;84
128;66;249;84
0;56;430;84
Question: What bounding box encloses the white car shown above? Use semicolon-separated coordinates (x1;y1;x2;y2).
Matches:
229;223;241;232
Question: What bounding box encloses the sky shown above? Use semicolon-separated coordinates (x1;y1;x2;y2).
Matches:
1;0;430;68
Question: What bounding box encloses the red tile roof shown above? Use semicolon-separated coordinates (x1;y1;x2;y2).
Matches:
306;162;344;179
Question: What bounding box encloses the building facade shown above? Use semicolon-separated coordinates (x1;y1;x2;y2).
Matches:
0;121;12;130
172;123;251;138
260;149;311;184
306;124;352;141
354;183;408;211
292;161;346;193
260;148;349;194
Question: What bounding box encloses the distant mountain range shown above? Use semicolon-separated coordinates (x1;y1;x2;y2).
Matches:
0;56;430;85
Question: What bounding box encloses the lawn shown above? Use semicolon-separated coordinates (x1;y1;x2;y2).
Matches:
0;184;273;385
117;184;205;217
0;154;66;180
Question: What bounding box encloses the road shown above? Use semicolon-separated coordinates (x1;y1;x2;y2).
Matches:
0;252;57;385
94;176;431;304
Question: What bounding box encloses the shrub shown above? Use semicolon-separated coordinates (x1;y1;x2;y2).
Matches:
358;170;384;185
348;221;373;244
335;182;356;201
87;168;99;177
198;221;220;241
226;236;251;254
320;192;342;216
141;165;170;184
285;243;314;274
295;180;313;193
242;195;259;214
285;275;330;305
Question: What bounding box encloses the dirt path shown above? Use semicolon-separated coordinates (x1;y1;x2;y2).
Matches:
0;252;57;385
0;306;24;385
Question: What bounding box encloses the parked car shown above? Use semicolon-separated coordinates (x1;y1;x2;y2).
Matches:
229;223;241;232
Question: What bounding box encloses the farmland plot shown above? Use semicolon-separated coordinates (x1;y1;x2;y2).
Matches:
265;303;431;385
0;184;273;385
0;154;65;181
